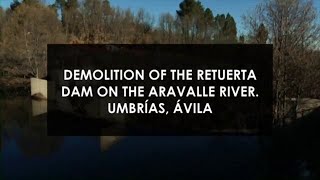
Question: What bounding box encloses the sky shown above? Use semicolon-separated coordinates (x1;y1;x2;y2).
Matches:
1;0;320;34
108;0;261;34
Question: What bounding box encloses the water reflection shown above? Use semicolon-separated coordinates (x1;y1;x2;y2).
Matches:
1;97;319;179
32;99;47;117
100;136;123;152
1;97;62;157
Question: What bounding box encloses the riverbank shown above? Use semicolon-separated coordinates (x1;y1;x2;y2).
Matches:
0;65;31;97
0;76;30;97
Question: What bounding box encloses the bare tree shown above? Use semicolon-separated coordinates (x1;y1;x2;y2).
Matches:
158;13;177;43
2;3;65;78
0;7;6;63
243;0;320;124
79;0;106;43
0;7;5;39
109;7;136;43
133;8;154;43
63;1;82;39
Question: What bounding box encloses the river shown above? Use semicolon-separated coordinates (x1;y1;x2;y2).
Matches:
0;97;317;179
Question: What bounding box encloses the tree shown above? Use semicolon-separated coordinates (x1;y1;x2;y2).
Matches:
225;14;237;42
202;8;214;42
62;0;82;38
158;13;176;43
176;0;212;43
22;0;41;5
239;35;245;44
0;7;5;38
54;0;79;26
243;0;320;124
214;13;238;43
133;8;154;43
0;7;5;67
2;3;65;77
65;0;78;9
10;0;21;11
79;0;110;43
55;0;66;24
254;23;268;44
177;0;205;18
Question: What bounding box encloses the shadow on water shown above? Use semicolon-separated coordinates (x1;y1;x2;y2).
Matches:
269;107;320;179
1;97;320;179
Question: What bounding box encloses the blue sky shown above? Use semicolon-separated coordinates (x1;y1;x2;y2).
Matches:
109;0;262;34
1;0;320;34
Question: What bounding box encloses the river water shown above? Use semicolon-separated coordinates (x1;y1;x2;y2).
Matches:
0;97;317;179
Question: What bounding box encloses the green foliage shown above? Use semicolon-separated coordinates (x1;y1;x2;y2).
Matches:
175;0;238;43
1;0;240;46
177;0;205;18
204;8;214;24
214;13;237;43
10;0;21;11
